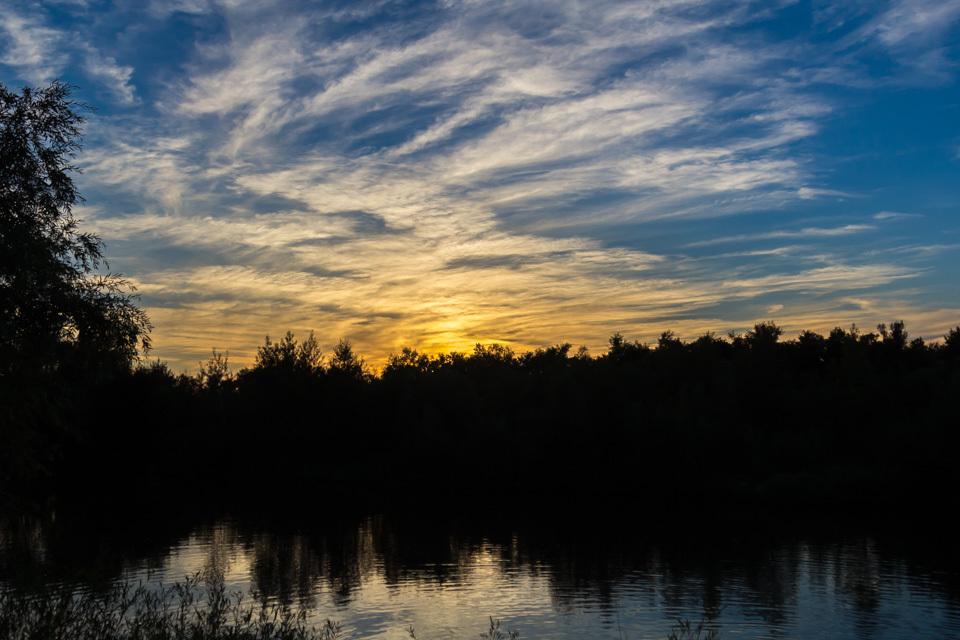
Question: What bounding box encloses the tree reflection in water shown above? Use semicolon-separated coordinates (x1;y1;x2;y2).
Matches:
1;511;958;639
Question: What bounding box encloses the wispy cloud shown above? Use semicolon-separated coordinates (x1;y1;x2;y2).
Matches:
0;3;138;102
874;211;923;221
81;45;138;105
798;187;858;200
890;243;960;256
722;264;918;294
813;0;960;82
869;0;960;49
685;225;877;247
0;6;66;83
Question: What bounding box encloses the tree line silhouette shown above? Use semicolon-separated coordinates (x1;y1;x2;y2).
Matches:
2;81;957;514
3;319;959;512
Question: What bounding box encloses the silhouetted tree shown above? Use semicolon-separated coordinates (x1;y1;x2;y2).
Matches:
198;349;232;392
943;326;960;362
690;331;728;353
0;81;150;375
1;82;152;494
877;321;907;348
467;342;516;370
825;325;857;363
794;329;827;369
382;347;433;378
250;331;324;375
745;321;783;349
657;330;683;351
329;337;368;381
605;332;648;364
520;343;572;372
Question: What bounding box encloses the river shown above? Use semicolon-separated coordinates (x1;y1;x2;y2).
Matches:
1;508;957;639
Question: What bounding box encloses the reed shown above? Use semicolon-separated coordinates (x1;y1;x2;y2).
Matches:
1;572;718;639
0;572;338;640
667;618;721;640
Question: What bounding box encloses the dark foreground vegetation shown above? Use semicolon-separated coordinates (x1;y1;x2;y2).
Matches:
3;319;959;513
0;570;722;640
0;572;341;640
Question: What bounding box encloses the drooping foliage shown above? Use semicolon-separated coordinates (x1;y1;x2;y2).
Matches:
0;82;150;494
0;81;150;376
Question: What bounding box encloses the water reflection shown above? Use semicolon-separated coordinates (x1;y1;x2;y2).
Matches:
1;510;958;639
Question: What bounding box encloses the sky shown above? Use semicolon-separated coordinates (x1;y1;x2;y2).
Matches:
2;0;959;371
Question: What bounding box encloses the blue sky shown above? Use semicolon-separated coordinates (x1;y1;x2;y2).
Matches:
2;0;958;370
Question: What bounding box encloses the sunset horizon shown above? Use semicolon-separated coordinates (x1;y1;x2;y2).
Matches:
2;0;957;372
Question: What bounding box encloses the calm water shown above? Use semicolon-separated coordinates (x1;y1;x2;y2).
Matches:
1;509;958;639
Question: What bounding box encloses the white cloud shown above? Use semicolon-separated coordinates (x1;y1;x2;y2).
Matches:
890;243;960;256
798;187;858;200
825;0;960;79
872;0;960;48
722;264;918;294
686;225;877;247
83;45;138;105
874;211;923;221
80;130;198;217
148;0;212;19
0;7;66;83
0;5;138;104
